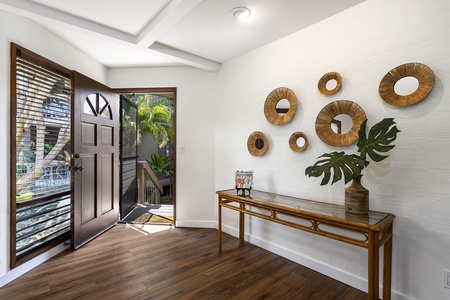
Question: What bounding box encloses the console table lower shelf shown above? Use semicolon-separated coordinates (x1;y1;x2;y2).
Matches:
216;189;395;300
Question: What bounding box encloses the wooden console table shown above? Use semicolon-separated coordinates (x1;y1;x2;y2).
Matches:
216;189;395;300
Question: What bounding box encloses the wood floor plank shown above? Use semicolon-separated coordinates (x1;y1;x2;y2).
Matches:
0;224;367;299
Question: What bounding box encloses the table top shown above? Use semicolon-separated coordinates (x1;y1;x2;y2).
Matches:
217;189;395;228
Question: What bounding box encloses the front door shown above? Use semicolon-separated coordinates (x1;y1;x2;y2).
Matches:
71;71;120;249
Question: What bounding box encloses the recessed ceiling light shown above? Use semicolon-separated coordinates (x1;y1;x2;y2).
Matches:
230;6;251;21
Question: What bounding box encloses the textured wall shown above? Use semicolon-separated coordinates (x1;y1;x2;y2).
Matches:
215;0;450;299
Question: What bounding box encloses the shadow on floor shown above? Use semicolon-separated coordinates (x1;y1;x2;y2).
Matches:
119;204;173;225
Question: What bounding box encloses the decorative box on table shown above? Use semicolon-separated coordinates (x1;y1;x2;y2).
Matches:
235;170;253;196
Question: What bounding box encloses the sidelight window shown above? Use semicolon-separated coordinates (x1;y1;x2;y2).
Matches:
10;44;72;268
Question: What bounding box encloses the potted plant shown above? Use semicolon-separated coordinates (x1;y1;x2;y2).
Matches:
305;118;400;214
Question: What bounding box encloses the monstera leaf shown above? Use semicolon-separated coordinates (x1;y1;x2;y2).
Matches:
305;152;367;185
305;118;400;186
357;118;400;163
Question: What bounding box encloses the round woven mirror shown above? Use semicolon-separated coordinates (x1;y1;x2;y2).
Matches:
289;132;308;152
247;131;268;156
264;87;298;126
315;100;366;147
379;62;434;106
318;72;342;95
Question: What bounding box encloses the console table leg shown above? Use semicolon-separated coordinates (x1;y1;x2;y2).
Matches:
239;203;245;245
383;234;393;300
218;197;222;253
368;231;380;300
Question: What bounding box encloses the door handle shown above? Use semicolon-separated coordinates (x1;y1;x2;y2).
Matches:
73;165;84;172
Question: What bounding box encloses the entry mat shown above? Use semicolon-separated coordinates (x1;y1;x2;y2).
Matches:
133;213;173;225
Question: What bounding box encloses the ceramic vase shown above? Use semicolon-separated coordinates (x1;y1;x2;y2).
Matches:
345;175;369;214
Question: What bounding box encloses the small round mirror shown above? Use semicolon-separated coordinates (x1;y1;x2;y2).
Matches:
275;99;290;115
255;138;265;150
289;132;308;152
326;79;338;91
296;137;306;147
248;131;268;156
318;72;342;95
264;87;298;126
394;76;419;96
331;114;353;134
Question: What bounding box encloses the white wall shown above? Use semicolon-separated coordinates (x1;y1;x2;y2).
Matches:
0;11;107;278
108;67;217;228
215;0;450;299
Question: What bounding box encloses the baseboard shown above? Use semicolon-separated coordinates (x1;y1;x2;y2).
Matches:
219;224;412;300
175;220;216;228
0;241;69;288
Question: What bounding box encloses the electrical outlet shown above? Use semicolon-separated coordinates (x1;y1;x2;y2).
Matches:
444;270;450;289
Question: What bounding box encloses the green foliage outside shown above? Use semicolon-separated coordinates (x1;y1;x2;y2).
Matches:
128;94;174;148
147;153;173;178
305;118;400;185
19;141;53;163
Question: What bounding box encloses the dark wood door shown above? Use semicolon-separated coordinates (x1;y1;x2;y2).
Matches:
71;71;120;249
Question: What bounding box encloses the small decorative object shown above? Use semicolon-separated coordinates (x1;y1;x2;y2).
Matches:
247;131;268;156
318;72;342;95
235;170;253;196
379;62;435;106
264;87;298;126
315;100;367;147
289;132;308;152
305;118;400;214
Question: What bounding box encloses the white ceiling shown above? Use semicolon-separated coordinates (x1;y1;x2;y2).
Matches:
0;0;365;72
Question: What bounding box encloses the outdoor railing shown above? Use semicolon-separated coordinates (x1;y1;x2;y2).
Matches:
15;162;71;257
17;162;70;198
137;161;163;204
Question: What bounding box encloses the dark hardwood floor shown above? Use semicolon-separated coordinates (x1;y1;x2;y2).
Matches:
0;224;367;299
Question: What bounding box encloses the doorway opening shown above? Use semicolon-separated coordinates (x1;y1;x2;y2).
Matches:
116;88;176;226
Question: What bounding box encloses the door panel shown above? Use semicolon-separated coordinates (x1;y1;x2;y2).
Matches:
100;153;114;213
101;126;113;145
81;123;97;145
81;154;96;222
72;71;120;249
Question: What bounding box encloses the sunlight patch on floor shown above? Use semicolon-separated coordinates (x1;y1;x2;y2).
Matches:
126;223;173;235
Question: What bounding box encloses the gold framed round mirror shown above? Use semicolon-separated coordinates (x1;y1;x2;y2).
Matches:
379;62;434;106
264;87;298;126
289;132;308;152
247;131;268;156
318;72;342;95
315;100;366;147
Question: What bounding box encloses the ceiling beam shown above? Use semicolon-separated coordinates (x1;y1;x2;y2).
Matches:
149;42;221;72
136;0;204;48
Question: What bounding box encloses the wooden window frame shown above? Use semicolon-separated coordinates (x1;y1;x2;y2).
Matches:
10;43;72;268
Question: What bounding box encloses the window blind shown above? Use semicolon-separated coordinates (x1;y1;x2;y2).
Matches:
12;45;72;265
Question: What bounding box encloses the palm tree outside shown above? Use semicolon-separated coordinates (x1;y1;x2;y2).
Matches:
130;94;174;149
